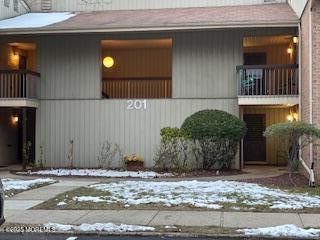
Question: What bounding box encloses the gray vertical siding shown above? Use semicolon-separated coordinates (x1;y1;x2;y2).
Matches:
38;35;101;99
37;99;238;168
173;31;243;98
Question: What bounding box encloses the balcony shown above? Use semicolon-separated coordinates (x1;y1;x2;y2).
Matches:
0;70;40;108
237;64;299;105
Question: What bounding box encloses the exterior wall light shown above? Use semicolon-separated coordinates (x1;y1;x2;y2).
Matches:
103;56;115;68
287;111;298;122
293;36;298;44
11;115;19;124
287;47;293;54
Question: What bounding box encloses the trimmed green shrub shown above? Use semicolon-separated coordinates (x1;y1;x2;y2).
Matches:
181;110;246;141
181;110;247;170
160;127;191;142
264;121;320;172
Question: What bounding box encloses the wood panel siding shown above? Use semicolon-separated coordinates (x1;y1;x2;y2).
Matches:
173;31;243;98
244;44;295;65
38;36;101;99
243;107;293;165
26;0;286;12
102;48;172;79
36;99;238;168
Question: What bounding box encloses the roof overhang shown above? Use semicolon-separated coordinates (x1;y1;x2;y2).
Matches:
0;3;300;35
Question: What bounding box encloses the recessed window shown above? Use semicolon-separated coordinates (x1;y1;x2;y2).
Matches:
101;39;172;99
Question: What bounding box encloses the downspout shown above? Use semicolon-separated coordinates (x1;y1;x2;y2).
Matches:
308;0;315;186
300;0;316;187
298;0;316;187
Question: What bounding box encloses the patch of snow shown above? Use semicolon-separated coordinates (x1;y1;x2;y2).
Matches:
165;225;177;229
19;168;173;179
44;223;155;232
45;223;73;231
57;201;67;206
66;237;78;240
73;196;106;203
2;178;55;191
0;13;76;29
237;224;320;238
84;180;320;210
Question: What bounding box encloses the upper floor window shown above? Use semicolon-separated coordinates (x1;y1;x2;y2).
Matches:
4;0;10;8
13;0;18;12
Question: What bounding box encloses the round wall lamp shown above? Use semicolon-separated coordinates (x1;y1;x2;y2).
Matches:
103;56;115;68
11;115;19;125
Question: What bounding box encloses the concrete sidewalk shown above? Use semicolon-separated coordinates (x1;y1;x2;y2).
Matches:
3;209;320;229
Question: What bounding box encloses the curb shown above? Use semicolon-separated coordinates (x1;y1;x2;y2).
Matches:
1;229;319;240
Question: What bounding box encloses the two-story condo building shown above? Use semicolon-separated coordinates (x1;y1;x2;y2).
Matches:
0;0;318;181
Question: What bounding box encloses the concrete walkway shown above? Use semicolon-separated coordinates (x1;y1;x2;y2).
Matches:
2;167;319;231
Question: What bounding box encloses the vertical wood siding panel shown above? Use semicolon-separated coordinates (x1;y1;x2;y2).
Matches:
173;31;242;98
38;36;100;100
38;99;238;167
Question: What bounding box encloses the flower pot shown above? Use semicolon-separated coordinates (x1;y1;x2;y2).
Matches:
125;161;144;171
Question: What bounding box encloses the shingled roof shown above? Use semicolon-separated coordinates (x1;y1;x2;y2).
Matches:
0;3;299;34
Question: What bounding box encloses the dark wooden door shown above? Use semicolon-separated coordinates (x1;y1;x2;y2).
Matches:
244;114;266;162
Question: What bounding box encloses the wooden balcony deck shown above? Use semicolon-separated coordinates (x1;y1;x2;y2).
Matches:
0;70;40;107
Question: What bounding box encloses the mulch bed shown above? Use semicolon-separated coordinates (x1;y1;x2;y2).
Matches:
240;173;309;187
169;169;246;178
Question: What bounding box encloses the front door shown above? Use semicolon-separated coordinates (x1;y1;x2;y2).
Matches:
244;114;266;163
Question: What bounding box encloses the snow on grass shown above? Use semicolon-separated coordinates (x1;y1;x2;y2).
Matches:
237;224;320;238
0;13;76;29
44;223;155;232
57;201;67;206
19;168;173;179
72;180;320;210
73;196;106;203
2;178;55;192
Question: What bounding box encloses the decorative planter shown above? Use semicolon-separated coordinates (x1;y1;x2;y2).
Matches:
125;161;144;171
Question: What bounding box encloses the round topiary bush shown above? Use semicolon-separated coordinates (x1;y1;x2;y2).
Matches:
181;109;247;170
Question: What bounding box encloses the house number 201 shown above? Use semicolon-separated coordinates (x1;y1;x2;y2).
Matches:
127;100;147;110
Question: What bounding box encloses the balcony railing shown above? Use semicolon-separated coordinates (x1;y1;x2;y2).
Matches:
102;77;172;99
0;70;40;99
237;64;299;96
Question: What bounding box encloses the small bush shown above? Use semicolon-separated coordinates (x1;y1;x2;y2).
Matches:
264;121;320;173
181;110;246;170
154;138;202;173
98;140;123;169
160;127;191;142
